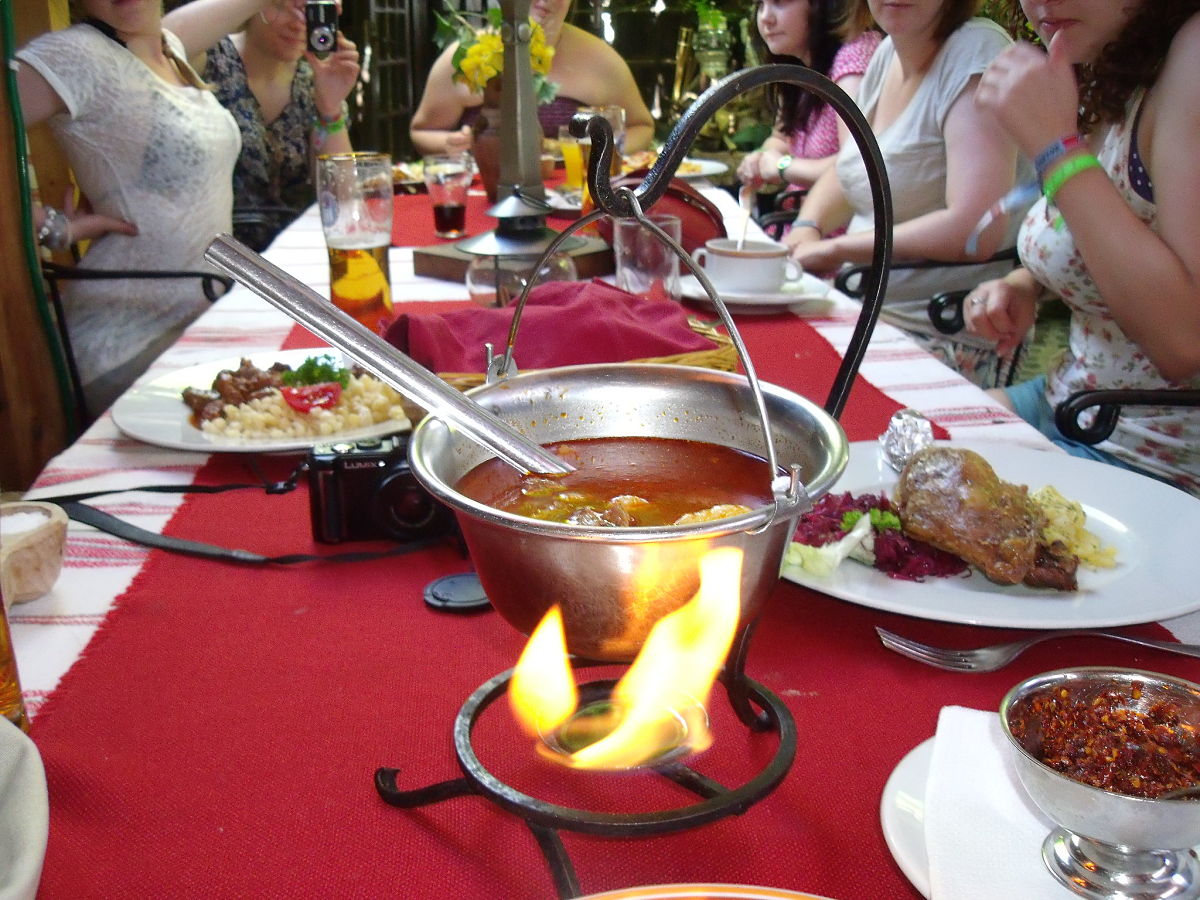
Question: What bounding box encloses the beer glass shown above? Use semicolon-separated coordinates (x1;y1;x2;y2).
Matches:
0;586;29;733
578;105;626;176
315;152;394;334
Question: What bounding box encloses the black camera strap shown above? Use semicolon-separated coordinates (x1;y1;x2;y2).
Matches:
35;462;447;566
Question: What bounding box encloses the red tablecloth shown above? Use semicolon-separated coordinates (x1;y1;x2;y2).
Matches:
30;310;1198;899
393;173;575;248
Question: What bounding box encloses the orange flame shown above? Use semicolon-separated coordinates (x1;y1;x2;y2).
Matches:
509;547;743;769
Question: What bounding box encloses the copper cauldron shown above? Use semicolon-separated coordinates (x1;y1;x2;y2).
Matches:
408;363;848;661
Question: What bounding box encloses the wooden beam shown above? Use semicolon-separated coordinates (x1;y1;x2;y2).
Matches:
1;0;72;492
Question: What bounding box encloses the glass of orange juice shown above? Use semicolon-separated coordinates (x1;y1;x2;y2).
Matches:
558;125;592;206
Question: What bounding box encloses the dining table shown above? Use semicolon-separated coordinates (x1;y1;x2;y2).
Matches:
10;173;1200;900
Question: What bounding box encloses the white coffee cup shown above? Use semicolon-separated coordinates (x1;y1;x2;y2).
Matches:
692;238;803;293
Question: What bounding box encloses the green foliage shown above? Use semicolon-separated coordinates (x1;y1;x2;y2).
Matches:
280;355;350;389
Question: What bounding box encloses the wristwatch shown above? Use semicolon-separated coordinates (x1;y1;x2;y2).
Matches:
776;154;794;178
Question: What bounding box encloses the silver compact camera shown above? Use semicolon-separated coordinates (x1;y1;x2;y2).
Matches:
305;0;338;59
306;435;455;544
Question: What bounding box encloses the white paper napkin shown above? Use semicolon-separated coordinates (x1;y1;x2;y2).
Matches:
925;705;1076;900
0;721;47;900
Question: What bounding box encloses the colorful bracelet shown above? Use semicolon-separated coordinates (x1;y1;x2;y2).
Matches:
1042;152;1102;206
1033;134;1085;185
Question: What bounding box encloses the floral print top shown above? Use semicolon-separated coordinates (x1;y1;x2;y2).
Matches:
205;37;318;245
1020;89;1200;495
789;30;881;160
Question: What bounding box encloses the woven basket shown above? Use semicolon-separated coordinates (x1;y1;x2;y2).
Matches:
399;317;735;420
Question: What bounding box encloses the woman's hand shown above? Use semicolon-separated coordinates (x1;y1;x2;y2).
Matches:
310;31;360;115
736;150;783;187
963;273;1040;357
444;126;474;154
975;35;1079;159
786;234;842;278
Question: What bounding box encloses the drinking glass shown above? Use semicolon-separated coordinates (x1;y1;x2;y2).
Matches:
0;588;28;733
423;152;474;239
613;214;682;303
315;152;394;335
558;125;592;205
578;105;626;176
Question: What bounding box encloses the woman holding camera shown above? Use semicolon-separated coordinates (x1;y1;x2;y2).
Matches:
16;0;297;418
184;0;361;251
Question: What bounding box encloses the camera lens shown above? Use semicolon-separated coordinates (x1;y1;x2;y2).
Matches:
310;26;334;51
372;470;450;540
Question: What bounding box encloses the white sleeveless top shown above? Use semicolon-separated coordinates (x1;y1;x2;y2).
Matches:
837;18;1021;343
18;25;241;385
1020;90;1200;494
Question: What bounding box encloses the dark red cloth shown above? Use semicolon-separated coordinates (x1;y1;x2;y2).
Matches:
32;308;1192;899
383;281;716;373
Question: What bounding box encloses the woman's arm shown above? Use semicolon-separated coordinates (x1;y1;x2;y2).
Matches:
789;74;1018;271
308;31;358;155
15;63;66;127
782;164;852;254
979;22;1200;381
163;0;296;59
409;43;476;156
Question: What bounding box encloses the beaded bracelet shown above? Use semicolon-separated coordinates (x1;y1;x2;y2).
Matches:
1033;134;1085;185
36;206;71;251
1042;152;1102;206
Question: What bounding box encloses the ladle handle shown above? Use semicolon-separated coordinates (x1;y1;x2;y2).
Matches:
204;235;573;475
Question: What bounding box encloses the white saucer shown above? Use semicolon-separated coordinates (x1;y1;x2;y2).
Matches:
0;722;49;900
679;273;834;315
879;738;932;898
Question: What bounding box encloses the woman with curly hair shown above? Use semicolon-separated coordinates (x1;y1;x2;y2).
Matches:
736;0;881;191
965;0;1200;495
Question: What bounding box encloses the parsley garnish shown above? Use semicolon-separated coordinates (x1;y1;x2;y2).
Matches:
279;355;350;388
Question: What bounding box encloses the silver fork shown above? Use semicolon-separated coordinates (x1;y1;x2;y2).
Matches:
875;626;1200;673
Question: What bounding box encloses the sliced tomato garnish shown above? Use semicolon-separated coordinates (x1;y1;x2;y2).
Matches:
280;382;342;413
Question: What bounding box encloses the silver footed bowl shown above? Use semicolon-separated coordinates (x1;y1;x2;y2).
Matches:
1000;667;1200;899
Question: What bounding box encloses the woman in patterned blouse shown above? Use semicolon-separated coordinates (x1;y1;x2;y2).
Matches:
966;0;1200;494
175;0;360;250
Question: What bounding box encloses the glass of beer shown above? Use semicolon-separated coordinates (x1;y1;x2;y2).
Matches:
315;152;394;335
578;105;626;176
558;125;592;206
422;152;473;239
0;588;29;733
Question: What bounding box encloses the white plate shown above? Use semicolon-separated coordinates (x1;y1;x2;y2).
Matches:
680;273;834;315
780;439;1200;628
0;722;49;900
578;885;834;900
880;738;933;899
676;159;729;180
111;349;410;453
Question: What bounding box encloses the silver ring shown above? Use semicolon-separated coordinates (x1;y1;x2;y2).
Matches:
969;295;985;307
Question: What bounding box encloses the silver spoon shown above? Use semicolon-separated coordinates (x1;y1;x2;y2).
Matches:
205;235;573;475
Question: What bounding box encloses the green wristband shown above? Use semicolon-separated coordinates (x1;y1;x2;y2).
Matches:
1042;152;1102;206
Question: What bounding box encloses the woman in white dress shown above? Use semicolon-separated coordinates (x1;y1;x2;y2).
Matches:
17;0;298;417
783;0;1024;388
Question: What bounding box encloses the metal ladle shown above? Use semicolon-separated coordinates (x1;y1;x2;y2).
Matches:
203;235;573;475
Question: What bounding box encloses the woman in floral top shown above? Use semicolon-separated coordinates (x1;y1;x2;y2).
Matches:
175;0;360;250
967;0;1200;495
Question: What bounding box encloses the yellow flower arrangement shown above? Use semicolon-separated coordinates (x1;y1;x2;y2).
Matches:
436;9;559;104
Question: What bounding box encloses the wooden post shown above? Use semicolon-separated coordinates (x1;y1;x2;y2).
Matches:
1;0;72;492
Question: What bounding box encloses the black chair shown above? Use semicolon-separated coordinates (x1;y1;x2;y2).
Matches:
755;189;806;241
231;204;301;253
832;247;1025;387
40;260;233;429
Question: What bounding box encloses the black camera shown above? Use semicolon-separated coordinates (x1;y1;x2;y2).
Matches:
304;0;338;59
307;435;456;544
